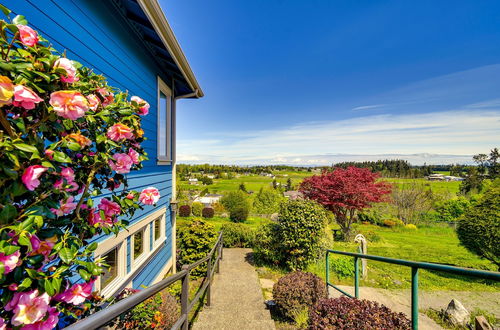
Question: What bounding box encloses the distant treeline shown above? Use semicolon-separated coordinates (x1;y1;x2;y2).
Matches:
332;160;433;178
176;164;313;176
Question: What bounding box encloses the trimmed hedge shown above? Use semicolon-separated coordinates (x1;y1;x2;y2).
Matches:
221;223;255;247
309;297;411;329
191;202;204;217
273;271;327;320
178;205;191;217
202;207;214;218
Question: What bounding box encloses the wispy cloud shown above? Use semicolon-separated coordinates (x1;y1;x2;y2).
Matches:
178;110;500;165
351;104;387;111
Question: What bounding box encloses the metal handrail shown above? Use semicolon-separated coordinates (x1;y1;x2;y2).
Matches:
326;249;500;330
67;232;224;330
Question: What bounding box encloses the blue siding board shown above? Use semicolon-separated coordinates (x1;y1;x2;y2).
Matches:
7;0;176;289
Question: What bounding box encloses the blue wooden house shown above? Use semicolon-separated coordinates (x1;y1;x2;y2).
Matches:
8;0;203;297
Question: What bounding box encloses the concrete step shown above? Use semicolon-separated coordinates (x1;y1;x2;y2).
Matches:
192;319;276;330
197;310;272;323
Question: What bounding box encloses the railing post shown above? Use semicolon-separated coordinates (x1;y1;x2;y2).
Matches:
181;265;190;330
411;267;419;330
220;235;223;260
354;256;359;298
325;251;329;294
207;256;212;306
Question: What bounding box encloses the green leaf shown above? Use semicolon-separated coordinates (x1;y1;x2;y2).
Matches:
59;247;76;264
14;143;38;153
87;242;98;251
51;278;62;293
18;278;32;291
18;234;31;249
26;268;38;279
0;4;11;16
17;48;31;58
53;151;72;163
12;15;28;26
41;161;54;169
44;279;55;296
66;141;81;151
79;268;91;281
0;245;20;255
10;181;26;197
6;152;19;168
0;205;17;224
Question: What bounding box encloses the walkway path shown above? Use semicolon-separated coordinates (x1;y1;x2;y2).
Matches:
193;248;275;330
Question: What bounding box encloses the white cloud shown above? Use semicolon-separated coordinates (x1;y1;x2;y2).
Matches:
177;110;500;165
351;104;387;111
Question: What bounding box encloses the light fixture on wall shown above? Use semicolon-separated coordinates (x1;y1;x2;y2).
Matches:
170;199;178;213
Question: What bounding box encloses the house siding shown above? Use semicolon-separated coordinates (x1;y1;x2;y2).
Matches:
9;0;175;292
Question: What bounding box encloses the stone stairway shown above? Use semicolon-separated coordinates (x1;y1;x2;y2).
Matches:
192;248;276;330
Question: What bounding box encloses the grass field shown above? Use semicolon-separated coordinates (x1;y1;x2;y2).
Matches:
384;177;460;195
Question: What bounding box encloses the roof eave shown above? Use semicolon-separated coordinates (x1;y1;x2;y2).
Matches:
137;0;204;98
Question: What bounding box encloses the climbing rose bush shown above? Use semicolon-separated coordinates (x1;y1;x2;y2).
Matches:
0;8;160;329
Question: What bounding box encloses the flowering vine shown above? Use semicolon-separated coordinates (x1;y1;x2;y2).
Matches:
0;7;160;329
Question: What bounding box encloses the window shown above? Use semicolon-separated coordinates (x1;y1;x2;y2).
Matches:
157;78;172;163
154;216;161;241
133;229;144;260
100;247;118;289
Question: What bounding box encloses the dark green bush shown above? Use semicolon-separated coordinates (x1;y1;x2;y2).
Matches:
253;188;284;215
272;271;327;320
229;206;249;222
221;223;255;247
277;200;328;270
221;191;251;222
191;202;204;217
435;197;471;222
330;256;355;279
178;205;191;217
177;219;217;277
202;207;214;218
457;180;500;269
253;223;283;265
309;297;411;329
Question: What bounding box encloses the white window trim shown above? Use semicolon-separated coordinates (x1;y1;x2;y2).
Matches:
157;77;173;165
94;207;167;297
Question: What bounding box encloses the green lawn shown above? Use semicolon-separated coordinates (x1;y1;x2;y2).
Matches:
312;223;498;292
384;177;460;195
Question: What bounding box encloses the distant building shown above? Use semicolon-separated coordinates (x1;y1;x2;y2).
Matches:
194;194;223;206
427;174;445;181
283;191;304;200
444;176;464;181
188;178;199;185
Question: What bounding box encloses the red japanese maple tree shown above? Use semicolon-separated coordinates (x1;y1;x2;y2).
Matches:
300;166;392;240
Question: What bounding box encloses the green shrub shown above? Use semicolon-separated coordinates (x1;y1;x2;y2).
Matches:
221;223;255;247
229;206;249;222
114;289;179;329
177;219;217;277
457;180;500;269
405;224;417;230
435;197;471;222
309;297;411;329
358;211;383;226
221;191;251;222
277;200;328;270
201;207;214;218
330;256;355;279
253;223;283;265
363;230;382;242
191;202;204;217
178;205;191;217
272;271;327;320
253;189;284;215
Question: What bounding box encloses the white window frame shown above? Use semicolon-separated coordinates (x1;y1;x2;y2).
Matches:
157;77;173;165
94;207;167;297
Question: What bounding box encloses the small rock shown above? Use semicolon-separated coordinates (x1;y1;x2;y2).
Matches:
444;299;470;326
475;315;493;330
392;280;402;286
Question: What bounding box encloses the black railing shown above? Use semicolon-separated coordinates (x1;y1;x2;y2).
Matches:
66;232;224;330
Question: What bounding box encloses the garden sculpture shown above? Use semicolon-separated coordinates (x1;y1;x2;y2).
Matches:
354;234;368;278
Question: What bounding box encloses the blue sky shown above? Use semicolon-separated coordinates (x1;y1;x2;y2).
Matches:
162;0;500;165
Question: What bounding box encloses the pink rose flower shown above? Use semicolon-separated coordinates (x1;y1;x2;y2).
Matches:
106;123;134;141
17;25;39;47
128;148;140;164
9;283;19;291
131;96;150;115
139;187;160;205
44;149;54;160
98;198;121;217
53;58;79;83
12;85;43;110
108;153;133;174
0;250;20;274
22;165;47;191
22;306;59;330
88;209;115;228
7;290;50;326
126;192;134;200
55;279;95;305
61;167;76;182
29;235;57;261
49;90;89;120
0;317;6;330
86;94;100;111
51;196;77;217
98;88;114;107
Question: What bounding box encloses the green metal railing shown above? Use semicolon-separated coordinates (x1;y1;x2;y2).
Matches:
326;249;500;330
